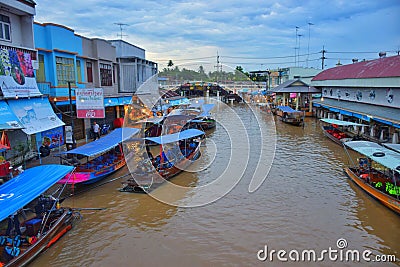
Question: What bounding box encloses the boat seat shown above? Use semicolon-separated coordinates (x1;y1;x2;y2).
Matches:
5;246;20;257
0;235;21;247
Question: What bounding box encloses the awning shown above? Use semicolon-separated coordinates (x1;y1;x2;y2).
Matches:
344;141;400;173
383;143;400;153
0;100;24;130
7;97;65;135
0;165;74;222
320;118;367;126
118;96;132;105
63;127;139;156
104;97;119;107
314;98;399;126
145;129;205;145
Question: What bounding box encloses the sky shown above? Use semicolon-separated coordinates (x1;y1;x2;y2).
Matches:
34;0;400;73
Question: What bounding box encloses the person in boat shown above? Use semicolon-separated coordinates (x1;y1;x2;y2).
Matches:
5;213;21;237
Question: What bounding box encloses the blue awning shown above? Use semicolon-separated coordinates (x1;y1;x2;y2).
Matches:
0;165;74;222
344;141;400;173
104;97;119;107
63;127;139;156
199;104;215;117
7;97;65;135
339;109;353;116
145;129;204;144
118;96;132;105
56;100;76;106
0;100;24;130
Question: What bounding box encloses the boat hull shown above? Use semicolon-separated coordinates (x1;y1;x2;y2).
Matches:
121;145;201;193
344;168;400;215
58;158;126;184
3;209;75;267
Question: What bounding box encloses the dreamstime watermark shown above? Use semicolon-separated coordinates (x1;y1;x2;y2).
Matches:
257;238;397;263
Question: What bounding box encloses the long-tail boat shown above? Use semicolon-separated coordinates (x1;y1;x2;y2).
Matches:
121;128;205;193
320;118;365;145
343;141;400;215
276;106;304;126
57;127;139;184
0;165;80;267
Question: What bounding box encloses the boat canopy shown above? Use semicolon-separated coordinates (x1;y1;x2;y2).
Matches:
136;116;164;124
145;129;204;145
0;165;74;222
344;141;400;173
277;106;303;113
382;143;400;154
199;104;215;117
320;118;366;126
63;127;139;157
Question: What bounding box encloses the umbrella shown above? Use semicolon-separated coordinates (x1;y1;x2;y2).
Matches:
0;131;10;151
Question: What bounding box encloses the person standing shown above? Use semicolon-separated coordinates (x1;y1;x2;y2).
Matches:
93;121;100;140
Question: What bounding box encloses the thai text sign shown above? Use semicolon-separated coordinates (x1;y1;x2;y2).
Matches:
76;88;105;118
0;49;42;98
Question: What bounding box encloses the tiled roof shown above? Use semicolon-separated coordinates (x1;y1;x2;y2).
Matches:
312;55;400;81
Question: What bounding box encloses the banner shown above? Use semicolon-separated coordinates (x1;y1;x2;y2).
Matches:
7;97;65;135
76;88;105;118
0;49;42;98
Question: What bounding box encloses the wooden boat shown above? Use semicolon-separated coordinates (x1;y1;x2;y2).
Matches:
120;128;205;193
188;103;216;130
57;128;139;184
320;118;364;145
0;165;79;267
275;106;304;126
343;141;400;215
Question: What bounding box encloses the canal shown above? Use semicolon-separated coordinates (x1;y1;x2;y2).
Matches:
31;102;399;266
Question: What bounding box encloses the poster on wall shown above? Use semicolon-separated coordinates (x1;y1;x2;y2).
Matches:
40;126;64;149
76;88;105;118
0;49;42;98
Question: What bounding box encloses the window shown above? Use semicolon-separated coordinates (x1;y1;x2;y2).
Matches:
100;63;112;86
56;56;75;86
0;15;11;41
36;54;46;82
76;60;82;82
86;62;93;83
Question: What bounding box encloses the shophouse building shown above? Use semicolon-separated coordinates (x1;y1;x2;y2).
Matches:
0;0;65;164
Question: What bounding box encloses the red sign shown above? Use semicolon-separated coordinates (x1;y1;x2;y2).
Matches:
77;109;105;118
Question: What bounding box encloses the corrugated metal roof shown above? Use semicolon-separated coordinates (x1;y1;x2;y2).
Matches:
312;55;400;81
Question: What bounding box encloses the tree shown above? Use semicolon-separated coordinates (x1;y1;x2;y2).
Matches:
167;60;174;69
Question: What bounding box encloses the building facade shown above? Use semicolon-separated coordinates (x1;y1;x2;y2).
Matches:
0;0;66;164
311;55;400;143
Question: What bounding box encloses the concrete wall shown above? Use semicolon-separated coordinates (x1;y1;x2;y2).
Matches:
0;9;35;49
109;39;145;58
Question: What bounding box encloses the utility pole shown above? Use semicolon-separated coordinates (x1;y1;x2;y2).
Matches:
295;26;299;66
307;22;314;67
321;46;326;69
297;34;303;66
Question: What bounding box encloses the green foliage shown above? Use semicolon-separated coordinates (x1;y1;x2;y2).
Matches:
159;64;250;82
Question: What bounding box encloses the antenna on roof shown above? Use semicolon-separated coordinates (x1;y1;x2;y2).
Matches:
114;23;129;40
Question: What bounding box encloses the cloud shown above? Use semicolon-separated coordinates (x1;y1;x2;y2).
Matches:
35;0;400;71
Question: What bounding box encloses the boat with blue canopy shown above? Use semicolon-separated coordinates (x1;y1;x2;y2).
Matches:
0;165;80;267
343;141;400;215
58;127;139;184
121;128;205;193
187;103;216;130
320;118;365;145
276;106;304;126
